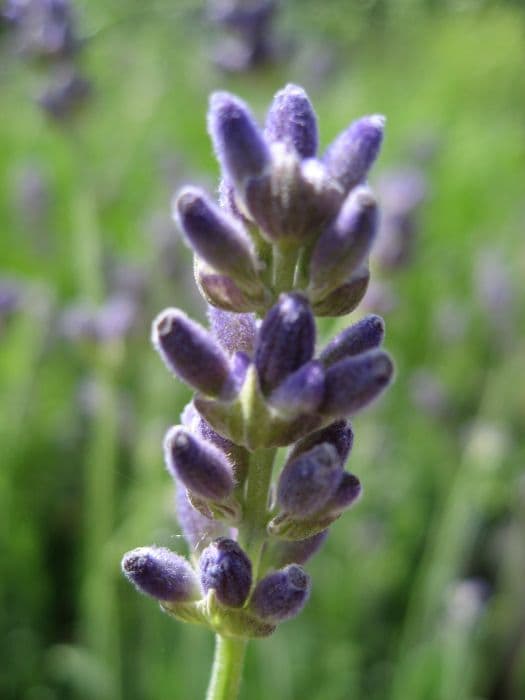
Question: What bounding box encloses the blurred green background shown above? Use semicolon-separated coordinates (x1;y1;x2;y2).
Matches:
1;1;525;698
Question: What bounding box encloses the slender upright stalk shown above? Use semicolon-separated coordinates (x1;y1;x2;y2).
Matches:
206;635;248;700
272;245;298;293
239;447;277;580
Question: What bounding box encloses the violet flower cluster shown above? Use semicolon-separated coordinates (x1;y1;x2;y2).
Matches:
207;0;279;73
3;0;91;121
122;84;393;641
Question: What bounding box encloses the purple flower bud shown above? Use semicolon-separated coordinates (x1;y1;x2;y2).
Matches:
164;426;235;501
244;151;341;243
231;351;251;393
324;472;362;516
265;84;318;158
289;420;354;465
175;485;227;551
268;360;325;416
175;187;260;294
323;114;385;192
272;530;329;568
195;265;254;313
320;349;394;417
121;546;200;602
251;564;310;623
152;308;235;399
255;293;315;394
277;443;342;518
319;314;385;367
188;407;250;485
199;538;252;607
207;306;257;356
208;92;270;187
309;187;378;297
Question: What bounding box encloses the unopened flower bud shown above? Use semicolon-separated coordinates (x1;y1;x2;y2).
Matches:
324;472;362;516
289;420;354;465
245;148;341;242
164;426;235;501
175;187;261;295
312;266;370;317
323;114;385;192
175;485;227;551
269;360;325;416
272;530;329;568
277;443;342;518
255;293;315;394
199;538;252;607
251;564;310;623
121;546;200;602
208;92;270;187
320;349;394;417
319;314;385;367
309;186;378;298
265;83;318;158
152;308;235;398
191;409;250;484
195;264;254;313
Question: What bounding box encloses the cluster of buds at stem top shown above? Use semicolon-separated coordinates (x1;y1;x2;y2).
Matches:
122;85;394;642
172;83;384;316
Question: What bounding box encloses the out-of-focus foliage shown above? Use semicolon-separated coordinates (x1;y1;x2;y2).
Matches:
1;1;524;698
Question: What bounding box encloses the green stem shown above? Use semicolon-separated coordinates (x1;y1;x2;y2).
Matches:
272;244;298;294
295;242;315;291
206;635;247;700
240;447;276;581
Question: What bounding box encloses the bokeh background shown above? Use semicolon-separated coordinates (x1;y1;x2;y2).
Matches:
1;1;525;698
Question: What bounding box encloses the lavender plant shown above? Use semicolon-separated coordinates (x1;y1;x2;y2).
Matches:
122;84;394;699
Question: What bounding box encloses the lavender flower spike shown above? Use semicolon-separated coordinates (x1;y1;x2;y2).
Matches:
152;308;235;399
175;187;261;295
319;314;385;367
121;546;200;602
265;83;318;158
208;91;270;187
309;186;378;298
164;426;235;502
199;538;252;608
321;349;394;418
255;293;315;395
277;443;342;518
251;565;310;623
323;114;385;193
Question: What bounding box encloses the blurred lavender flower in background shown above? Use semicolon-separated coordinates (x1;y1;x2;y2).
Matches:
2;0;92;122
206;0;282;73
373;167;427;271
